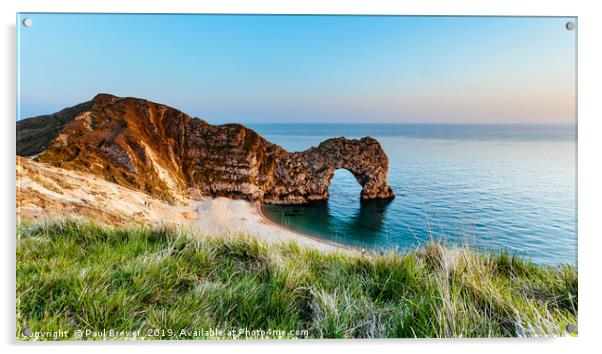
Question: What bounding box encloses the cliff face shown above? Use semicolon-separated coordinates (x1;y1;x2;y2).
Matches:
17;94;394;204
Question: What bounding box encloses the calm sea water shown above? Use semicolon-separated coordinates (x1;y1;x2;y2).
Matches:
250;124;577;266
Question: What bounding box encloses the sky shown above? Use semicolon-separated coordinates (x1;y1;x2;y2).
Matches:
17;14;576;124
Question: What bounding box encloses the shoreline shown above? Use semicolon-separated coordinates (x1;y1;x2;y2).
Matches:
16;155;577;265
192;197;350;253
253;201;356;253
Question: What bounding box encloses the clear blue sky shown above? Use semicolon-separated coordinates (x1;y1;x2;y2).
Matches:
17;14;576;124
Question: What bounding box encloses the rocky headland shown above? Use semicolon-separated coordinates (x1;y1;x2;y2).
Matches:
17;94;394;205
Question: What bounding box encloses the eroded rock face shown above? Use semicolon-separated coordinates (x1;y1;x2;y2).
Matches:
17;94;395;204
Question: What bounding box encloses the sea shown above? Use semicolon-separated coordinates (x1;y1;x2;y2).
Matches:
250;124;577;266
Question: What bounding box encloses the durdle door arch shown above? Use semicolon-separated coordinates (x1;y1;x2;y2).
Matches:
264;137;396;204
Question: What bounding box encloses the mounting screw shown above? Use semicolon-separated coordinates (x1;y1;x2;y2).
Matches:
566;324;577;334
565;21;575;31
22;18;32;27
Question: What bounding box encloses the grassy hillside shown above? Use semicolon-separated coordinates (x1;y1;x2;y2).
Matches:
16;220;577;340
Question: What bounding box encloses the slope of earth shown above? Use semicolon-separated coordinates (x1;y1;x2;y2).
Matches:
17;156;197;226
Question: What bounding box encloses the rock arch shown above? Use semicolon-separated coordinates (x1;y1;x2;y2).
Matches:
264;137;395;204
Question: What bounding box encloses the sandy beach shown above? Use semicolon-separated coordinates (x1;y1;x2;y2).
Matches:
193;197;345;252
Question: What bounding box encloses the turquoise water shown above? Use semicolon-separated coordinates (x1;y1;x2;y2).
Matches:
251;124;577;266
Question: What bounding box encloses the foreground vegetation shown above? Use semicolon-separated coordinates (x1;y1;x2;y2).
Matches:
16;220;577;340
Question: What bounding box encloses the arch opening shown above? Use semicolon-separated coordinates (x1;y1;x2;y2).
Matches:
328;168;364;203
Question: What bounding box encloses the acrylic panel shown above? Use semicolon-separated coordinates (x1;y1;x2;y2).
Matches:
16;13;577;340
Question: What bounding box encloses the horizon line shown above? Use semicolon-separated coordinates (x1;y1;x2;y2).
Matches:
240;122;576;126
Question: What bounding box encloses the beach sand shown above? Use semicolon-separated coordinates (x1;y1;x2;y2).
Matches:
193;197;343;252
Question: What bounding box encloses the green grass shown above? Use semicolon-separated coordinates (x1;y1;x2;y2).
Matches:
16;219;577;340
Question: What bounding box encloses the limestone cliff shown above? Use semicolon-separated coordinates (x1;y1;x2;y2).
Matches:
17;94;394;204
